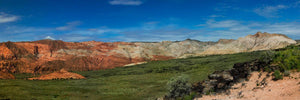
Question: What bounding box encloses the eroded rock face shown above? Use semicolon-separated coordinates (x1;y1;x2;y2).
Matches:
192;60;268;94
201;32;296;55
0;71;15;79
28;69;85;80
0;32;296;74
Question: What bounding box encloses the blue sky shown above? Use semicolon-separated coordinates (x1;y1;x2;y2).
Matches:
0;0;299;42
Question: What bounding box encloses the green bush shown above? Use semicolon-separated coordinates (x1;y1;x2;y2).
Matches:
183;92;196;100
205;88;215;95
273;70;283;80
264;66;272;73
271;46;300;72
166;75;191;99
259;50;275;64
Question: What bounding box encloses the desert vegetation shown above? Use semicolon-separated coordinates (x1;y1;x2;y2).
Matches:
261;45;300;80
0;50;263;100
0;44;298;100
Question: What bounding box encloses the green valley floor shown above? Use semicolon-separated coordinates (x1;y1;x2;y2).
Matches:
0;51;264;100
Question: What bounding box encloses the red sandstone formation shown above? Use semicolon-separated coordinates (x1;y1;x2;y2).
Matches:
0;32;296;74
28;69;85;80
0;71;15;79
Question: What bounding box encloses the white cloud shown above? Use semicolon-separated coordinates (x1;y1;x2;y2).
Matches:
56;21;81;31
209;15;225;18
142;21;160;30
109;0;143;6
45;36;55;40
65;28;121;35
254;5;288;17
1;19;299;42
3;26;52;34
197;20;300;40
0;12;19;23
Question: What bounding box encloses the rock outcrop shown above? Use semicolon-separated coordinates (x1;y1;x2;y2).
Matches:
193;60;268;94
192;60;268;94
201;32;296;55
0;32;296;74
28;69;85;80
0;71;15;79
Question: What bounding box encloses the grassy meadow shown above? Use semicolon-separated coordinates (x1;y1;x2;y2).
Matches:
0;51;264;100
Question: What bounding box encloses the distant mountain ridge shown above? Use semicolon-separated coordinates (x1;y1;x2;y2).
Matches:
0;32;297;74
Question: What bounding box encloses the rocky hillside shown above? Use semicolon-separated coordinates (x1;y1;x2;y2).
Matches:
201;32;296;55
193;59;300;100
0;32;296;74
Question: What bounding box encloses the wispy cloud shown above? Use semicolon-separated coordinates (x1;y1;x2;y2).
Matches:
0;12;19;23
61;35;92;42
209;15;225;18
56;21;81;31
109;0;143;6
254;5;288;17
197;19;300;40
293;0;300;7
3;26;52;34
1;19;299;42
0;26;55;42
91;20;300;42
206;20;240;28
64;27;121;35
214;1;240;12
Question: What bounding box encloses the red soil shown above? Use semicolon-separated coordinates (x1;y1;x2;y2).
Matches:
0;71;15;79
28;69;85;80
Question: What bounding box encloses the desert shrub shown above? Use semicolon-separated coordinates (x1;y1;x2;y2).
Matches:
273;70;283;80
183;92;196;100
271;46;300;72
283;70;290;76
264;66;272;73
259;50;275;64
166;75;191;99
205;88;215;95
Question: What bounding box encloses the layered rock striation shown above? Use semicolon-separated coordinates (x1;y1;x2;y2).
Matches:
0;32;296;74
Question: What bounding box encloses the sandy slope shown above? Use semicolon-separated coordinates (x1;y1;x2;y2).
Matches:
196;72;300;100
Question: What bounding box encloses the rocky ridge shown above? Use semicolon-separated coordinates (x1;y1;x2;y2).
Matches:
0;32;296;75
